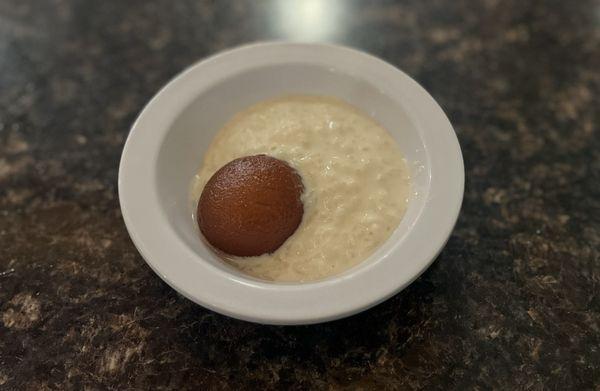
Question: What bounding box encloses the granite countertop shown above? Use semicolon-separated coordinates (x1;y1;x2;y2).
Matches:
1;0;599;389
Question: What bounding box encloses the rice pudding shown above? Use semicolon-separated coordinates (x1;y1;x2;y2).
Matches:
191;95;410;282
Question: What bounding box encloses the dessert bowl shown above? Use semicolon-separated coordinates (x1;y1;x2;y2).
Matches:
118;42;464;325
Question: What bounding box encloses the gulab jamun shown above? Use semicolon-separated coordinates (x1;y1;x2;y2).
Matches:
197;154;304;257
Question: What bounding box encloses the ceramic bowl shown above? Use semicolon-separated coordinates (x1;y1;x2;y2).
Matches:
118;42;464;325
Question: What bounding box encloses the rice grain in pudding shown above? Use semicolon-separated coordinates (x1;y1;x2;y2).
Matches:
191;96;410;282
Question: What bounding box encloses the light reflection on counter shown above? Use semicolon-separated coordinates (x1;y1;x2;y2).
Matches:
270;0;347;41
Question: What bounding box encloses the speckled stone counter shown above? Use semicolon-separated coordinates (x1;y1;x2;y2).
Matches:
1;1;598;389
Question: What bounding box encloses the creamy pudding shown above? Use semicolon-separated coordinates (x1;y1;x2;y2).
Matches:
191;96;410;282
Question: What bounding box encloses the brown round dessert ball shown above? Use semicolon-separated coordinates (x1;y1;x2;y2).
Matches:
197;154;304;257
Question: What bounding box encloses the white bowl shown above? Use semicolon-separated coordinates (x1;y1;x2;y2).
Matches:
119;42;464;325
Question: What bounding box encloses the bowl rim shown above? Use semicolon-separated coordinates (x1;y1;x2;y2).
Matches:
118;41;464;325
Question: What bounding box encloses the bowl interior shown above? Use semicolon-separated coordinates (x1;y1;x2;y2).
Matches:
156;63;430;282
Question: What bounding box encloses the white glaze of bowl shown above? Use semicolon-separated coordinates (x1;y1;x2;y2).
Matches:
118;42;464;325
